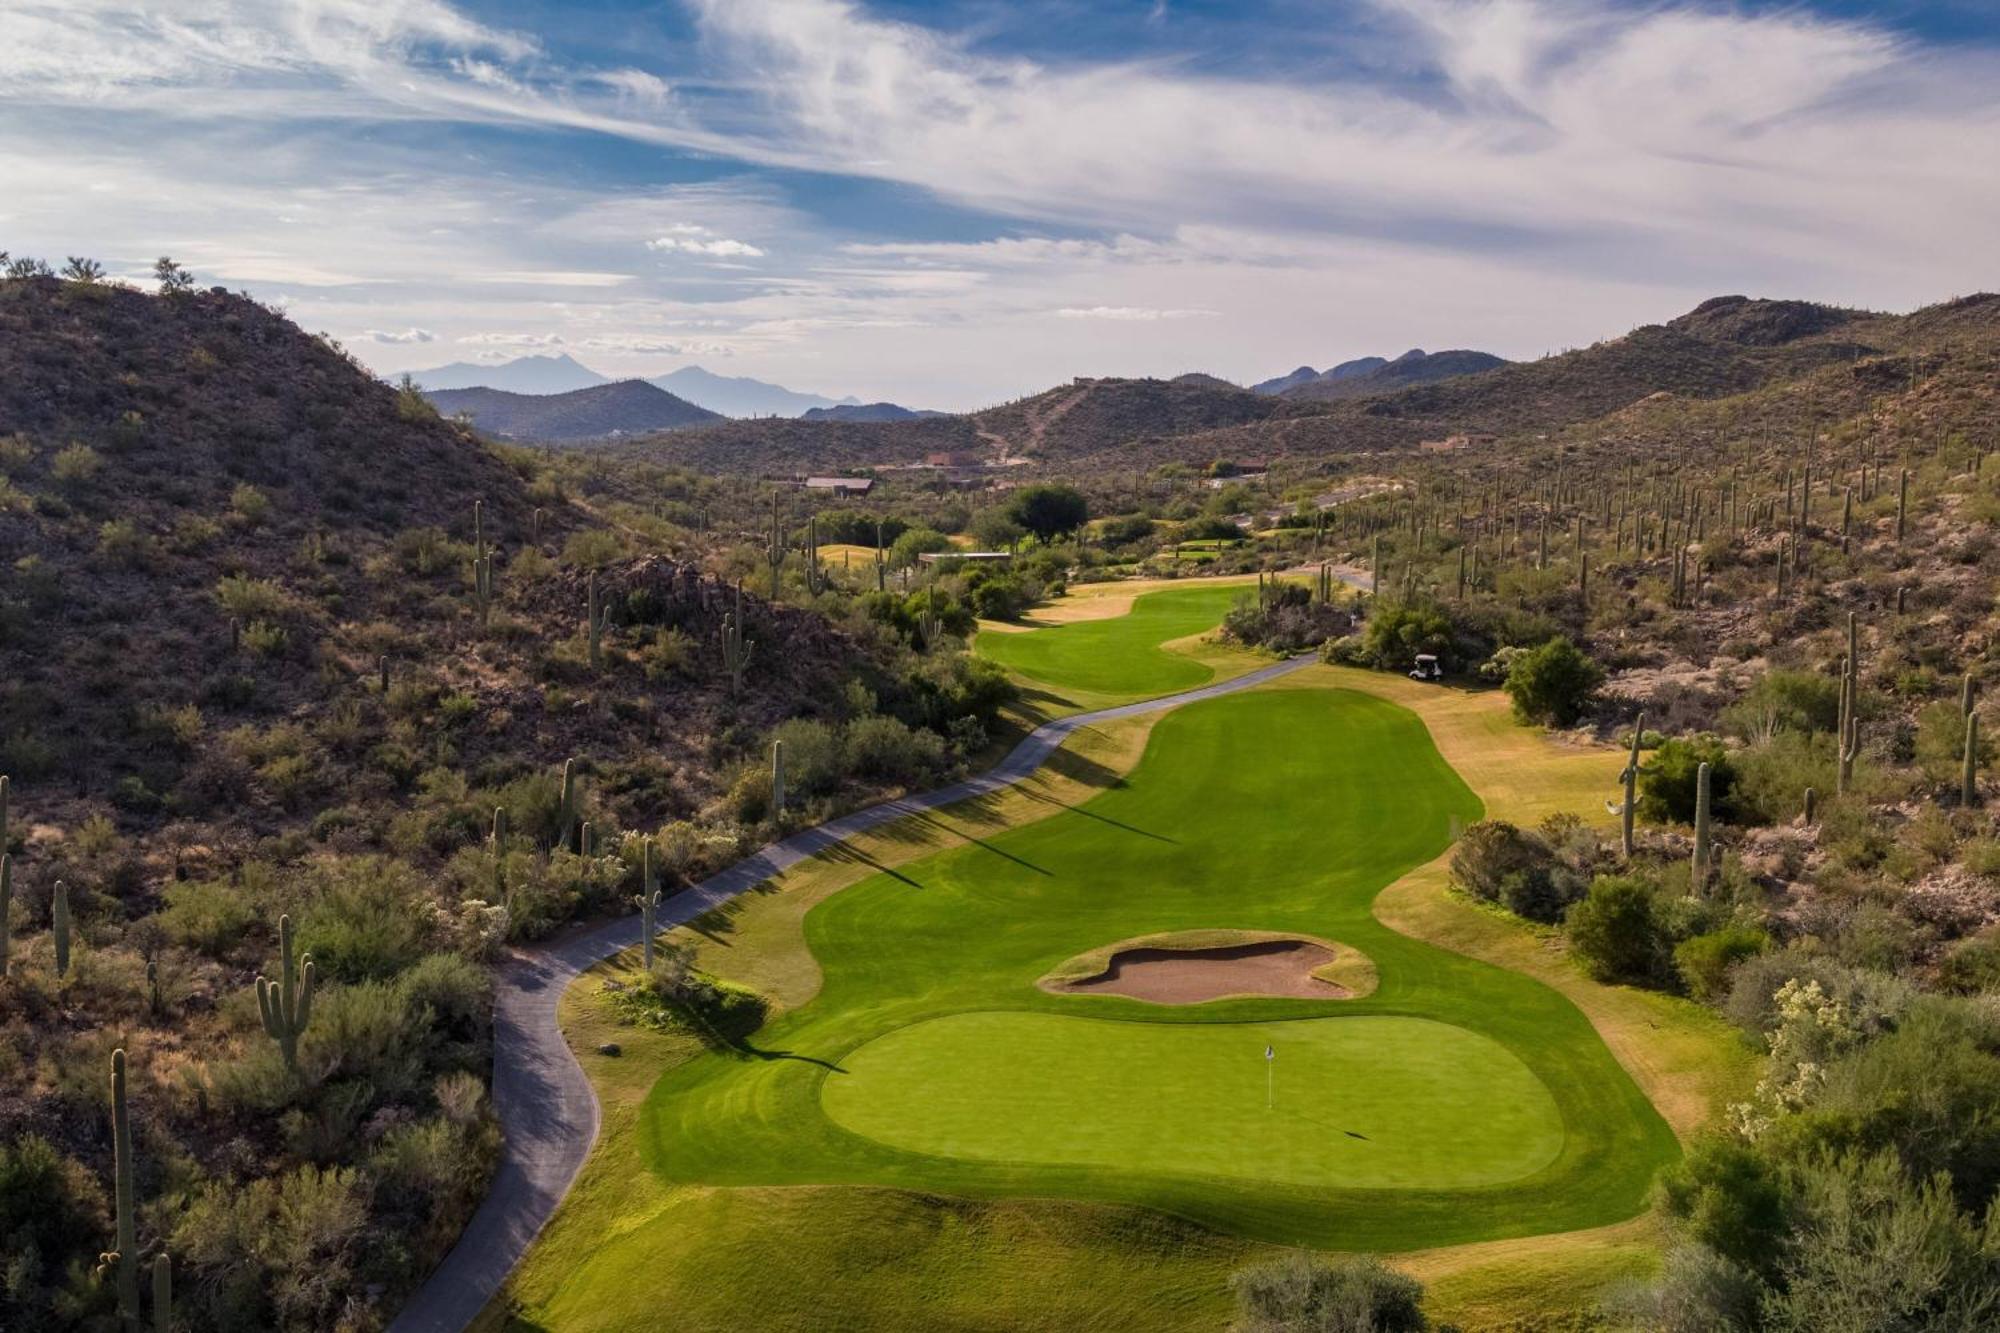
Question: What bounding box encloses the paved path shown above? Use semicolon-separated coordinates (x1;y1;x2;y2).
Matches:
387;652;1316;1333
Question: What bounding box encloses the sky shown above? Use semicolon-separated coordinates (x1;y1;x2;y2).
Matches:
2;0;1996;410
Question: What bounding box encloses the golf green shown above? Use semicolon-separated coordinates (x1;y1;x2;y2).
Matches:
824;1011;1564;1189
638;687;1678;1250
974;582;1247;696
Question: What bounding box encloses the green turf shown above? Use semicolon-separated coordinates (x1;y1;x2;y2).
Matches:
973;583;1249;697
825;1012;1564;1189
633;688;1679;1251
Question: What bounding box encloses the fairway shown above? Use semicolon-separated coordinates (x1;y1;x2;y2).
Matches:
632;687;1678;1251
824;1011;1564;1189
975;582;1249;696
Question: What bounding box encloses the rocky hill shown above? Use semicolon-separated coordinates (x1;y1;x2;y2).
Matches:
426;379;721;440
1279;348;1509;401
801;402;942;422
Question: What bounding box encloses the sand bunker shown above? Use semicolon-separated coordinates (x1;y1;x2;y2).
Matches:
1043;933;1373;1005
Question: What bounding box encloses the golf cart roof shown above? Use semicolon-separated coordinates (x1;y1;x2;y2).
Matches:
1413;653;1439;663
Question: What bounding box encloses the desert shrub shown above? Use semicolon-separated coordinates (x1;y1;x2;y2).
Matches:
770;718;845;798
1566;874;1670;985
636;626;693;682
1638;736;1736;823
173;1164;370;1332
215;574;293;621
561;528;623;568
1502;635;1603;726
393;526;469;578
1657;1136;1790;1280
49;442;101;488
366;1109;496;1263
1675;925;1771;1002
1731;731;1835;826
230;483;271;525
844;714;946;784
1450;821;1549;903
295;857;436;981
96;517;151;566
159;868;267;956
1936;930;2000;994
1914;700;1990;788
1358;598;1453;671
1720;668;1842;742
0;1134;108;1325
1228;1252;1428;1333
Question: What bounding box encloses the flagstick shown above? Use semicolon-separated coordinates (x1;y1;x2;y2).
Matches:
1266;1059;1273;1111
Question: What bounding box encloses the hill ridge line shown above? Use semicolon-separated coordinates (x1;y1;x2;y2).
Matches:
386;651;1317;1333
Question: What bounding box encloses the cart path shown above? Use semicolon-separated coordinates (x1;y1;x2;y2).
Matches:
386;652;1317;1333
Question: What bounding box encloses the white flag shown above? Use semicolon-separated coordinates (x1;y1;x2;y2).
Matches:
1265;1045;1275;1061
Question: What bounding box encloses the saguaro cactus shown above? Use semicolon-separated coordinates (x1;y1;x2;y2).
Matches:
636;838;662;971
109;1048;140;1328
771;739;786;816
53;879;71;978
585;570;611;669
1896;468;1909;542
557;758;580;851
721;613;754;695
471;498;494;628
152;1253;172;1333
1965;713;1982;808
490;806;508;902
1836;613;1861;795
1620;713;1644;860
1803;786;1817;824
1691;761;1713;891
255;914;315;1072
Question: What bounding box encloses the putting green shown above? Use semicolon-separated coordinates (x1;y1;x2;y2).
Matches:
636;688;1679;1251
974;583;1247;696
824;1011;1564;1189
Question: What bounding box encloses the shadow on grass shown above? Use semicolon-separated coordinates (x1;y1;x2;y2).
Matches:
818;840;925;888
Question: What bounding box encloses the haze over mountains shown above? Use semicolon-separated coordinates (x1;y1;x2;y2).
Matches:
409;353;876;419
424;380;722;441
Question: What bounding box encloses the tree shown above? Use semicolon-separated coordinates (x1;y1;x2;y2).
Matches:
60;256;105;284
1566;874;1667;984
153;255;195;296
1005;484;1088;541
1502;636;1603;726
969;507;1027;549
1360;598;1453;670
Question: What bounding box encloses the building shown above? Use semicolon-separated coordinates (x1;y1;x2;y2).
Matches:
803;476;875;497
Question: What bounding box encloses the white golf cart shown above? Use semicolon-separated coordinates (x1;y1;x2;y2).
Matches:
1408;653;1443;681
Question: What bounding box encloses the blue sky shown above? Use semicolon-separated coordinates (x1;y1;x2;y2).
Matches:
2;0;1995;408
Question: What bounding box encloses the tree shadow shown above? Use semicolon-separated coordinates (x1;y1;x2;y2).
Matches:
818;840;925;888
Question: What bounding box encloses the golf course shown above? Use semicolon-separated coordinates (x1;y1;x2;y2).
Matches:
484;578;1728;1332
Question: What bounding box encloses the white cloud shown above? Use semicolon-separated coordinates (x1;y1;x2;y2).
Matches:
471;270;634;287
647;235;767;258
1055;305;1215;321
459;332;568;347
357;326;436;343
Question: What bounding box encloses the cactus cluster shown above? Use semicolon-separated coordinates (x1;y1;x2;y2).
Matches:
255;914;315;1072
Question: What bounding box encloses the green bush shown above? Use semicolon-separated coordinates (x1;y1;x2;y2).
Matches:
160;869;267;956
0;1134;108;1326
1006;483;1089;541
1502;636;1603;726
1720;668;1841;741
1674;925;1771;1002
172;1164;369;1331
1732;731;1835;826
1639;736;1736;823
1359;598;1453;671
296;857;436;982
1566;874;1669;985
1936;931;2000;994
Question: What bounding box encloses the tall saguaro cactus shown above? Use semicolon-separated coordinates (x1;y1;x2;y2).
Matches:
53;879;71;978
255;914;316;1072
557;758;580;852
771;739;786;816
1965;713;1982;808
585;570;611;669
471;499;494;628
721;612;754;696
152;1253;172;1333
109;1048;140;1329
490;806;509;903
1620;713;1645;859
1836;613;1861;795
1691;761;1713;891
636;837;662;971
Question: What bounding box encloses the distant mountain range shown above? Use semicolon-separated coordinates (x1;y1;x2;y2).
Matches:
801;402;945;423
425;380;721;441
1251;349;1507;398
407;353;874;418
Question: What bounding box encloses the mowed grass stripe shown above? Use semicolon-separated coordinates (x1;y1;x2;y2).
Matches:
824;1012;1564;1189
635;688;1679;1251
